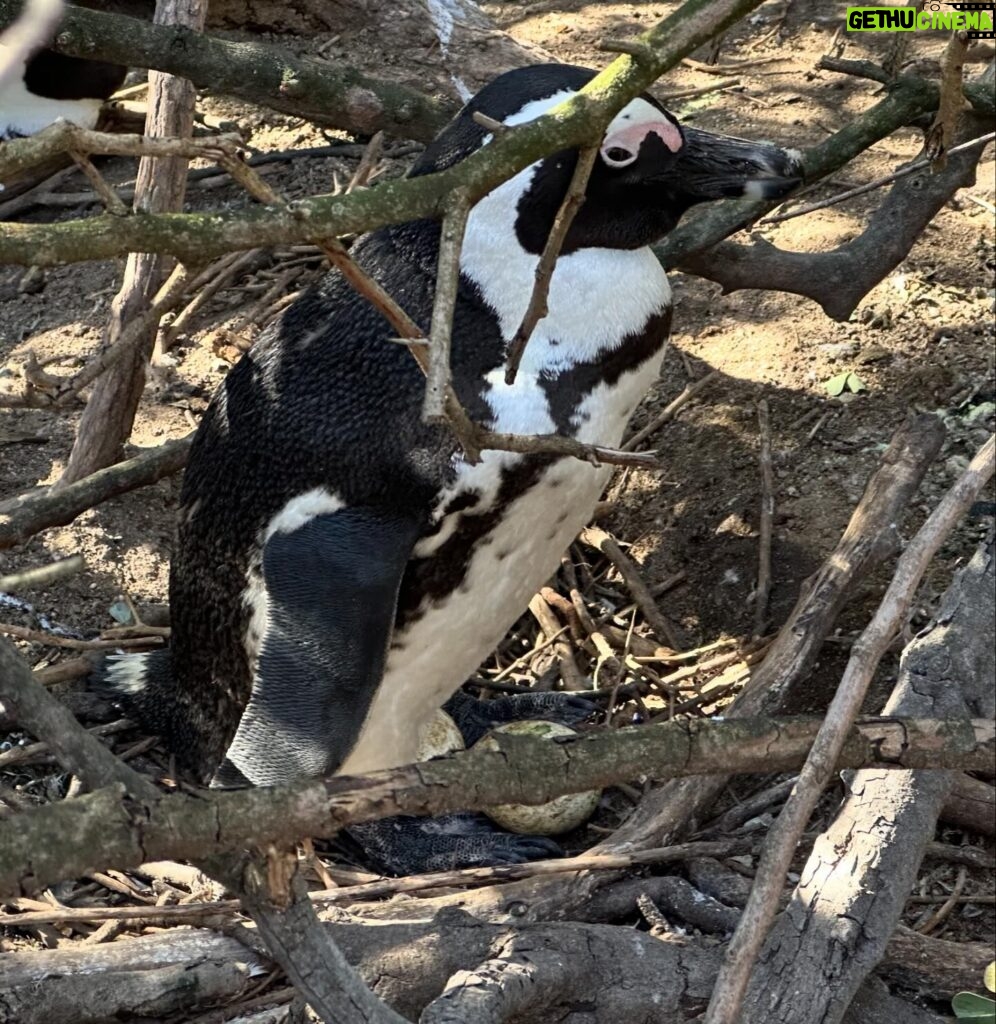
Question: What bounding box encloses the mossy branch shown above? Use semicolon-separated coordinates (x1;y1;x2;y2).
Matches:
0;0;453;142
0;0;770;267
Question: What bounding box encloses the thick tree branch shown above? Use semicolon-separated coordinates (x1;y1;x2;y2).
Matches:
678;127;992;321
0;909;954;1024
0;0;791;268
0;712;990;898
0;0;453;142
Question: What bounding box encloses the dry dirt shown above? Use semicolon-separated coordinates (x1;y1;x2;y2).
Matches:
1;0;994;964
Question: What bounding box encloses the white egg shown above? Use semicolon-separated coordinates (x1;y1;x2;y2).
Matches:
475;720;601;835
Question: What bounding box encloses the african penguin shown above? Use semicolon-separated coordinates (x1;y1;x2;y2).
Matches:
0;0;151;140
103;64;801;872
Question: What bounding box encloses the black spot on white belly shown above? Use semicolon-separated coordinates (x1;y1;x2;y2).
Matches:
396;457;553;628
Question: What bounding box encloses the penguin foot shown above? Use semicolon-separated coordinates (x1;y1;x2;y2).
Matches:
443;689;596;746
348;813;562;875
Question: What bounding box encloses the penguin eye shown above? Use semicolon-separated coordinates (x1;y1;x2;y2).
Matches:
601;144;638;168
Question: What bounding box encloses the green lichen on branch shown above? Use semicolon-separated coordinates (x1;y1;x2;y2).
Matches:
0;0;770;267
0;0;453;142
0;713;989;898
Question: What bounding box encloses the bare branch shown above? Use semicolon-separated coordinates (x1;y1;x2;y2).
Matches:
0;0;451;142
1;711;990;898
704;433;995;1024
0;554;84;592
0;0;781;268
504;145;598;386
761;130;995;226
754;398;774;637
0;435;192;550
423;189;472;422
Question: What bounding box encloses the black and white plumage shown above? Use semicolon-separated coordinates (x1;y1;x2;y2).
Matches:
104;64;800;867
0;0;149;140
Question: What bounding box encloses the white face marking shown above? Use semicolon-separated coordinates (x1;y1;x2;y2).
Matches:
460;89;673;378
0;53;103;139
602;97;683;166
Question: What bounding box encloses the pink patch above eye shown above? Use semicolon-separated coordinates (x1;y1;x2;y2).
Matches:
603;119;683;157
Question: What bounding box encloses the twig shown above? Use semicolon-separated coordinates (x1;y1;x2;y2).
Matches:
598;38;657;64
504;146;598;385
528;593;585;690
622;370;718;451
0;555;85;593
32;657;95;687
0;719;135;770
0;122;243;181
58;263;197;401
817;55;891;85
67;151;129;216
347;131;384;193
423;189;472;421
159;249;262;353
0;435;192;550
472;429;661;469
761;131;996;225
580;525;683;649
754;398;774;636
703;433;995;1024
0;841;746;929
916;866;968;935
0;623;163;650
682;55;784;73
926;30;971;169
471;112;508;135
661;78;740;102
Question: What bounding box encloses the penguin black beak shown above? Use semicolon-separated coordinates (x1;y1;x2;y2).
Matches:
672;127;804;201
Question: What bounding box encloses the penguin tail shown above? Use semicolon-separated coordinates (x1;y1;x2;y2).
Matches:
93;648;183;750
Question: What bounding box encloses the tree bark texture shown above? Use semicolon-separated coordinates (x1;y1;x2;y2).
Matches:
1;712;991;900
0;913;955;1024
58;0;206;484
737;536;996;1024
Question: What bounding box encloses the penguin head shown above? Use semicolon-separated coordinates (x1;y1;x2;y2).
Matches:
411;64;802;255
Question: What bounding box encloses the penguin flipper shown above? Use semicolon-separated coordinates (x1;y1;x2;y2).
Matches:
215;506;421;787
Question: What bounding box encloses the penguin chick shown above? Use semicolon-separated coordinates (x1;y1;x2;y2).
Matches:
102;64;801;872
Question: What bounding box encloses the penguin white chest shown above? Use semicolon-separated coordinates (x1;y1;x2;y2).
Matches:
340;340;668;775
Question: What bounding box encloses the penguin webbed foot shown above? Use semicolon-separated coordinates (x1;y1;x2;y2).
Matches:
443;689;596;746
348;813;562;875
